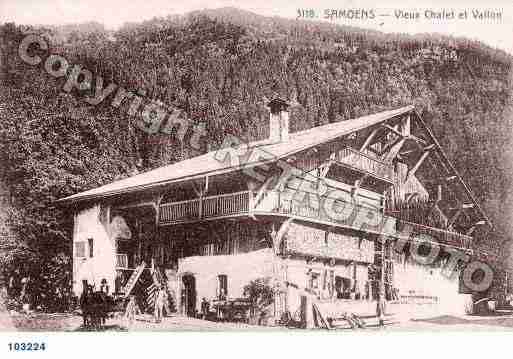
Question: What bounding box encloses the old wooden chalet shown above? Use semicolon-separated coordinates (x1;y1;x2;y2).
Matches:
58;99;491;320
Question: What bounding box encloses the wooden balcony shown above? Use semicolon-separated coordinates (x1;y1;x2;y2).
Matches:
159;190;251;225
157;188;472;251
116;253;128;269
332;147;394;183
158;186;395;236
256;189;398;236
395;220;472;250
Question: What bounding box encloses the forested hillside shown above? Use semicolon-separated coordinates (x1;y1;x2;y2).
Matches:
0;8;512;308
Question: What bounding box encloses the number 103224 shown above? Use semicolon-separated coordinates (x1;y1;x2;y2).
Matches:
8;342;46;351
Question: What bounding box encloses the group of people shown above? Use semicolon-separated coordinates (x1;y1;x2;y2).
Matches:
79;279;113;329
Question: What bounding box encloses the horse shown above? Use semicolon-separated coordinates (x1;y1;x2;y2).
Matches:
80;288;114;330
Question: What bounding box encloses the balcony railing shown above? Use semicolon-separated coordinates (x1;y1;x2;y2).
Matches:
159;190;251;225
116;253;128;269
334;147;394;182
203;191;251;217
395;220;472;250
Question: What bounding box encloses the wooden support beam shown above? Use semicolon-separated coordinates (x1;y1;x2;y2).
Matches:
379;136;403;156
448;208;464;228
406;149;431;182
191;179;202;197
383;138;407;163
382;124;403;138
273;218;294;254
113;201;156;211
466;226;476;236
399;149;418;157
320;163;330;178
253;175;275;208
407;134;428;146
403;115;411;136
360;128;380;152
318;151;337;178
449;203;475;210
371;130;390;148
154;194;163;226
398;144;434;158
319;158;334;178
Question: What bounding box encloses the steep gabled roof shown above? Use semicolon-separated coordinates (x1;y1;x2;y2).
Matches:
57;105;413;203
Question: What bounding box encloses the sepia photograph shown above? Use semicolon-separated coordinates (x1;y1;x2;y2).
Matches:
0;0;513;353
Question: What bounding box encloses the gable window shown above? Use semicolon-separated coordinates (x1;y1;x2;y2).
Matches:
88;238;94;258
75;242;86;258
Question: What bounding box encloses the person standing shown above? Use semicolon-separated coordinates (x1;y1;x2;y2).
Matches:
376;285;385;327
124;295;139;328
201;297;210;320
100;278;109;294
154;285;165;323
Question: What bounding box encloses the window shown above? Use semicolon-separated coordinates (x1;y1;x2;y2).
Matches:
335;276;352;299
75;242;86;258
88;238;94;258
218;274;228;298
309;272;320;290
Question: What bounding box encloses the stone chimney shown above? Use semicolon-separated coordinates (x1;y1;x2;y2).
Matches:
268;97;290;143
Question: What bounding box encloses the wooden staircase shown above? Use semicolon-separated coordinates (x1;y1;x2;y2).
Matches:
145;268;171;314
121;261;146;298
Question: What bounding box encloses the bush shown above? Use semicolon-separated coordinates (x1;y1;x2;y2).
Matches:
243;277;274;324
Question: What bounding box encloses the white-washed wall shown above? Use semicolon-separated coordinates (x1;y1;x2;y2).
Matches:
72;205;116;295
177;248;274;312
393;258;470;314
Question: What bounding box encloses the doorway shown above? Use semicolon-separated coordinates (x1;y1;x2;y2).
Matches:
181;274;196;317
335;276;352;299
